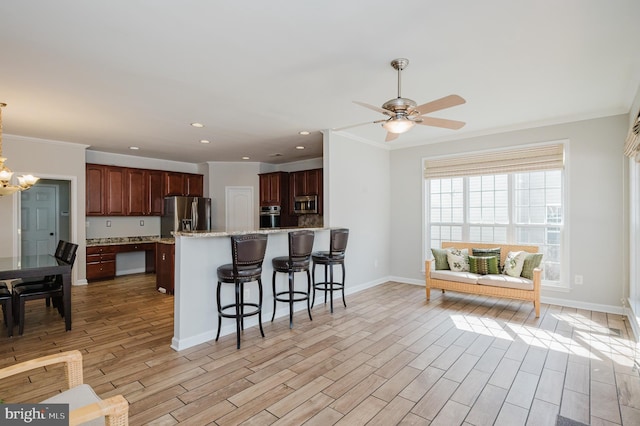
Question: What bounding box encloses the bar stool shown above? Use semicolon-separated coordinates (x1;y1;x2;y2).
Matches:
311;228;349;313
216;234;268;349
0;282;12;337
271;230;315;328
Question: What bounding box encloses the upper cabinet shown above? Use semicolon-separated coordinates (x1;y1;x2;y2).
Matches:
86;164;204;216
164;172;203;197
259;172;288;206
289;168;323;215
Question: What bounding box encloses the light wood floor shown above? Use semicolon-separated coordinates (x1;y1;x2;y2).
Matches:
1;274;639;425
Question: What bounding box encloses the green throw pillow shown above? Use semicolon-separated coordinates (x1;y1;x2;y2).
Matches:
521;253;543;280
431;248;450;270
472;247;501;268
469;255;500;275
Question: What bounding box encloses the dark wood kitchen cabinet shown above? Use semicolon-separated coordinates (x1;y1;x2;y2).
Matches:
86;164;106;215
125;168;164;216
155;242;175;294
259;172;288;206
163;172;203;197
289;168;323;215
87;164;203;216
86;245;117;281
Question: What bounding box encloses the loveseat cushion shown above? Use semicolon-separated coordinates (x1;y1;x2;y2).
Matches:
431;270;481;285
477;274;534;291
41;383;104;426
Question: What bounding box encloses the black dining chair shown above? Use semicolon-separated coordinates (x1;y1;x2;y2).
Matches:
271;230;315;328
0;282;12;337
12;240;69;307
13;242;78;335
215;234;268;349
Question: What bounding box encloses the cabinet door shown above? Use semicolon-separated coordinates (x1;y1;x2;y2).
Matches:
155;243;175;294
305;169;321;195
259;174;271;205
164;172;185;196
105;167;127;216
125;168;148;216
185;174;203;197
148;170;164;215
268;174;281;204
86;164;106;216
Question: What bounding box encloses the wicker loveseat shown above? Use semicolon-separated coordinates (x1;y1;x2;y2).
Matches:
425;242;542;317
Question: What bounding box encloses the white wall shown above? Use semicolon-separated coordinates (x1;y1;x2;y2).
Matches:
324;131;391;286
207;161;262;230
390;114;628;312
0;135;87;282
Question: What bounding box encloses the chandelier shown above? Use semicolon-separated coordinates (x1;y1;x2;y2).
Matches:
0;103;39;196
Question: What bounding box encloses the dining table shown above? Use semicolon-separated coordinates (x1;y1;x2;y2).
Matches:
0;254;72;331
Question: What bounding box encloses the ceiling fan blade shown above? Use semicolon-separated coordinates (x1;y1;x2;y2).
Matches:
354;101;393;116
385;132;400;142
417;116;466;130
414;94;466;116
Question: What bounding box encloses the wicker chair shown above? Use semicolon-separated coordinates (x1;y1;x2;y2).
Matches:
0;350;128;426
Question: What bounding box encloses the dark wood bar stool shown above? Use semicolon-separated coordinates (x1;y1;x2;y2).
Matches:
311;228;349;313
216;234;268;349
0;282;12;337
271;230;315;328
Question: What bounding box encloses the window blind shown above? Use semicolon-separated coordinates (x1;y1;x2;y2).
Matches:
623;112;640;160
423;143;564;179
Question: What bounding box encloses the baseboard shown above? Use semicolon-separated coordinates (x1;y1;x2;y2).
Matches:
540;296;626;316
626;298;640;341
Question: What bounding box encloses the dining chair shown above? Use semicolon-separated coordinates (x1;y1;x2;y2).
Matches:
0;350;129;425
12;242;78;335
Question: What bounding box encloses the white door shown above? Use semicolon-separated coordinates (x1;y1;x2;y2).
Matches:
225;187;254;232
21;185;58;256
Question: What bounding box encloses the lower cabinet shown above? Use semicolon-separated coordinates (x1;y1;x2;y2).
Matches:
86;243;157;282
155;242;175;294
86;246;117;281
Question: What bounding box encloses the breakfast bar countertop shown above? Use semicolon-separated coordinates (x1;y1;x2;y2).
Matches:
173;226;328;238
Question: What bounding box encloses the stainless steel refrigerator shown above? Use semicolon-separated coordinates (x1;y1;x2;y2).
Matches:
161;196;211;237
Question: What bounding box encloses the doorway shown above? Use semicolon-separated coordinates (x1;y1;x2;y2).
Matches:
20;179;71;256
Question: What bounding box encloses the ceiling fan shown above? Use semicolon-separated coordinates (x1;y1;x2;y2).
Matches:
338;58;466;142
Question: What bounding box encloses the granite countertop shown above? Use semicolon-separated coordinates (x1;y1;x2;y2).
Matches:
174;227;329;238
86;236;175;246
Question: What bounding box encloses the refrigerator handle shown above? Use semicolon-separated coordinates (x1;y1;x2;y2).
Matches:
192;199;198;229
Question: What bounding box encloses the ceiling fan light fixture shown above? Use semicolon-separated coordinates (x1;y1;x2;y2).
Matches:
382;117;415;134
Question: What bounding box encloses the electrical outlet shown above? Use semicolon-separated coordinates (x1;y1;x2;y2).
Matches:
140;220;144;226
106;220;111;227
574;275;583;285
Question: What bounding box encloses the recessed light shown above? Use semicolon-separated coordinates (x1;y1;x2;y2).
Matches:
129;146;139;150
296;146;305;150
191;122;204;128
242;156;250;160
299;131;310;135
200;139;210;144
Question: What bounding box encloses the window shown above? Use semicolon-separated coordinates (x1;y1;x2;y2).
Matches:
425;144;565;286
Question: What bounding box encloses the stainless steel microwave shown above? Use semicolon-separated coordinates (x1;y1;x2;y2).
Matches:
293;195;318;214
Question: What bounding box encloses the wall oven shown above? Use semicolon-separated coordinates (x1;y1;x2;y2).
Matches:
293;195;318;214
259;205;281;228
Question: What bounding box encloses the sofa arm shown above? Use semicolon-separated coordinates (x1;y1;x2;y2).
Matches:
69;395;129;426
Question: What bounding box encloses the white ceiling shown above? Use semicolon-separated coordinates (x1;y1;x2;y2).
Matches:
1;1;639;164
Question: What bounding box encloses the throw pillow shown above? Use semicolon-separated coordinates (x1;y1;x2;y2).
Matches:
431;248;450;270
469;255;500;275
521;253;544;280
503;251;527;277
472;247;501;268
447;248;469;272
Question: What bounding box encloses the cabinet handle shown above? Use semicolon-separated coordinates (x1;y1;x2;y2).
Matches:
162;253;166;261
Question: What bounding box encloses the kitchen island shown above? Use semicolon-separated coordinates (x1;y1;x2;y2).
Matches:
171;227;331;351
